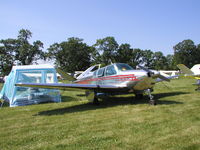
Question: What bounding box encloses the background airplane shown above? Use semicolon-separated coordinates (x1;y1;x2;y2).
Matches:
177;64;200;90
16;63;178;105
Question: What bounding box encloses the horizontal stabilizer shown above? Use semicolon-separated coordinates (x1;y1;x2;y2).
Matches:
56;68;76;81
177;64;194;75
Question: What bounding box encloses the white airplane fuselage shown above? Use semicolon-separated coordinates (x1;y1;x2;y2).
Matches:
74;63;159;92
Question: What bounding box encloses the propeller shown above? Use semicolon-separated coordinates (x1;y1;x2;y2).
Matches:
137;65;170;82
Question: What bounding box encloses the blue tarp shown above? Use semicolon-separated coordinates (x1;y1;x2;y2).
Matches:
0;65;61;107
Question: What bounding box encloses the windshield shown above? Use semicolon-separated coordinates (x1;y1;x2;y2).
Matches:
116;63;133;71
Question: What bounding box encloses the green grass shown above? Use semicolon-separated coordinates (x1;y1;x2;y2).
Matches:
0;78;200;150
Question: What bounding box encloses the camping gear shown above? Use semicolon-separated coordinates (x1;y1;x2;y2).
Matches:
0;64;61;107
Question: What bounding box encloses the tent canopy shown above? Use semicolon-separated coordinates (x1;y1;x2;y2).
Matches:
0;64;61;107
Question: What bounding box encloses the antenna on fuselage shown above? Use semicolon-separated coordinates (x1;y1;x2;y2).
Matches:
98;64;101;69
110;59;113;64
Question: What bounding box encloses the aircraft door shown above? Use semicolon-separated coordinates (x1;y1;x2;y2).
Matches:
105;65;117;85
97;68;105;85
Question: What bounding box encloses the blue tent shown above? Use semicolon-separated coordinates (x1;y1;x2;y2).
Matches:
0;64;61;107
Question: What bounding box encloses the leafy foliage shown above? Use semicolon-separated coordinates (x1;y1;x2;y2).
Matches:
47;37;92;72
2;29;200;75
15;29;45;65
0;29;44;76
93;37;119;65
115;43;133;64
152;51;168;70
0;40;16;75
173;39;200;68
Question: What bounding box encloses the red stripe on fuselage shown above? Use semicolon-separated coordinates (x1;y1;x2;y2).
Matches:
75;74;139;84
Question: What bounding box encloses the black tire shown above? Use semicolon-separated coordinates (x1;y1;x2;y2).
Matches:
149;100;157;105
93;97;100;105
135;94;143;100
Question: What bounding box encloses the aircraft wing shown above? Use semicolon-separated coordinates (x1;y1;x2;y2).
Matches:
15;83;127;92
155;75;179;82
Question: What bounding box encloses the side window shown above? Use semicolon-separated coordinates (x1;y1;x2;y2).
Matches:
105;65;117;76
97;68;105;77
93;70;97;77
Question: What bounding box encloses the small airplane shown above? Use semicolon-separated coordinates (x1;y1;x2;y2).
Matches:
177;64;200;90
16;63;178;105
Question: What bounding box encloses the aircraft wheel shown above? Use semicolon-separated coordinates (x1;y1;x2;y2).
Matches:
93;97;100;105
149;100;156;105
195;87;200;91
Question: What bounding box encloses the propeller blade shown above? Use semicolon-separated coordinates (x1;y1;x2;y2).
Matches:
137;65;153;73
158;74;170;82
137;65;170;82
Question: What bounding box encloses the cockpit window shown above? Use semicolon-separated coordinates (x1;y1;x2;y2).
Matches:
97;68;105;77
116;63;133;71
105;65;117;76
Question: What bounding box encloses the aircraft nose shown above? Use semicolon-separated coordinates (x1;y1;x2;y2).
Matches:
147;70;159;77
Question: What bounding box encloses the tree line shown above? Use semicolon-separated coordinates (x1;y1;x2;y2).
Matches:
1;29;200;76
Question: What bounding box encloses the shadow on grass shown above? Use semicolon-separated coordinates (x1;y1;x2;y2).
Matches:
35;91;186;116
61;96;80;102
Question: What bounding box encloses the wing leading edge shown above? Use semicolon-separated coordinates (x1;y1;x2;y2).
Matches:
15;83;127;91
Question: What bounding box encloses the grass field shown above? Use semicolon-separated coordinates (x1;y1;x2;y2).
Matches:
0;78;200;150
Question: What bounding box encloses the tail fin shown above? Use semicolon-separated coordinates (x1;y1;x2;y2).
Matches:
177;64;194;75
56;68;76;81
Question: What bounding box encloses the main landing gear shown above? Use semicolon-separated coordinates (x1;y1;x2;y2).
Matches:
195;80;200;91
135;94;143;100
85;90;99;105
146;89;156;105
93;95;100;105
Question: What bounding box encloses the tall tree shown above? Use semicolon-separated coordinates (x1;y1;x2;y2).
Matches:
173;39;197;68
47;37;92;72
15;29;44;65
115;43;133;64
94;37;118;65
0;29;44;68
140;50;154;68
151;51;168;70
165;54;176;70
131;48;144;68
0;40;15;76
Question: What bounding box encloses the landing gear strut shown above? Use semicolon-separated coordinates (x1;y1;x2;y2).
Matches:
195;87;200;91
146;89;156;105
93;94;99;105
0;99;4;108
195;80;200;91
85;90;99;105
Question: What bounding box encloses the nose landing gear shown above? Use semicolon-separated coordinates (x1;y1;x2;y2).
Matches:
85;90;99;105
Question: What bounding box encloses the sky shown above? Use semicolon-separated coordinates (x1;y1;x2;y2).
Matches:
1;0;200;56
